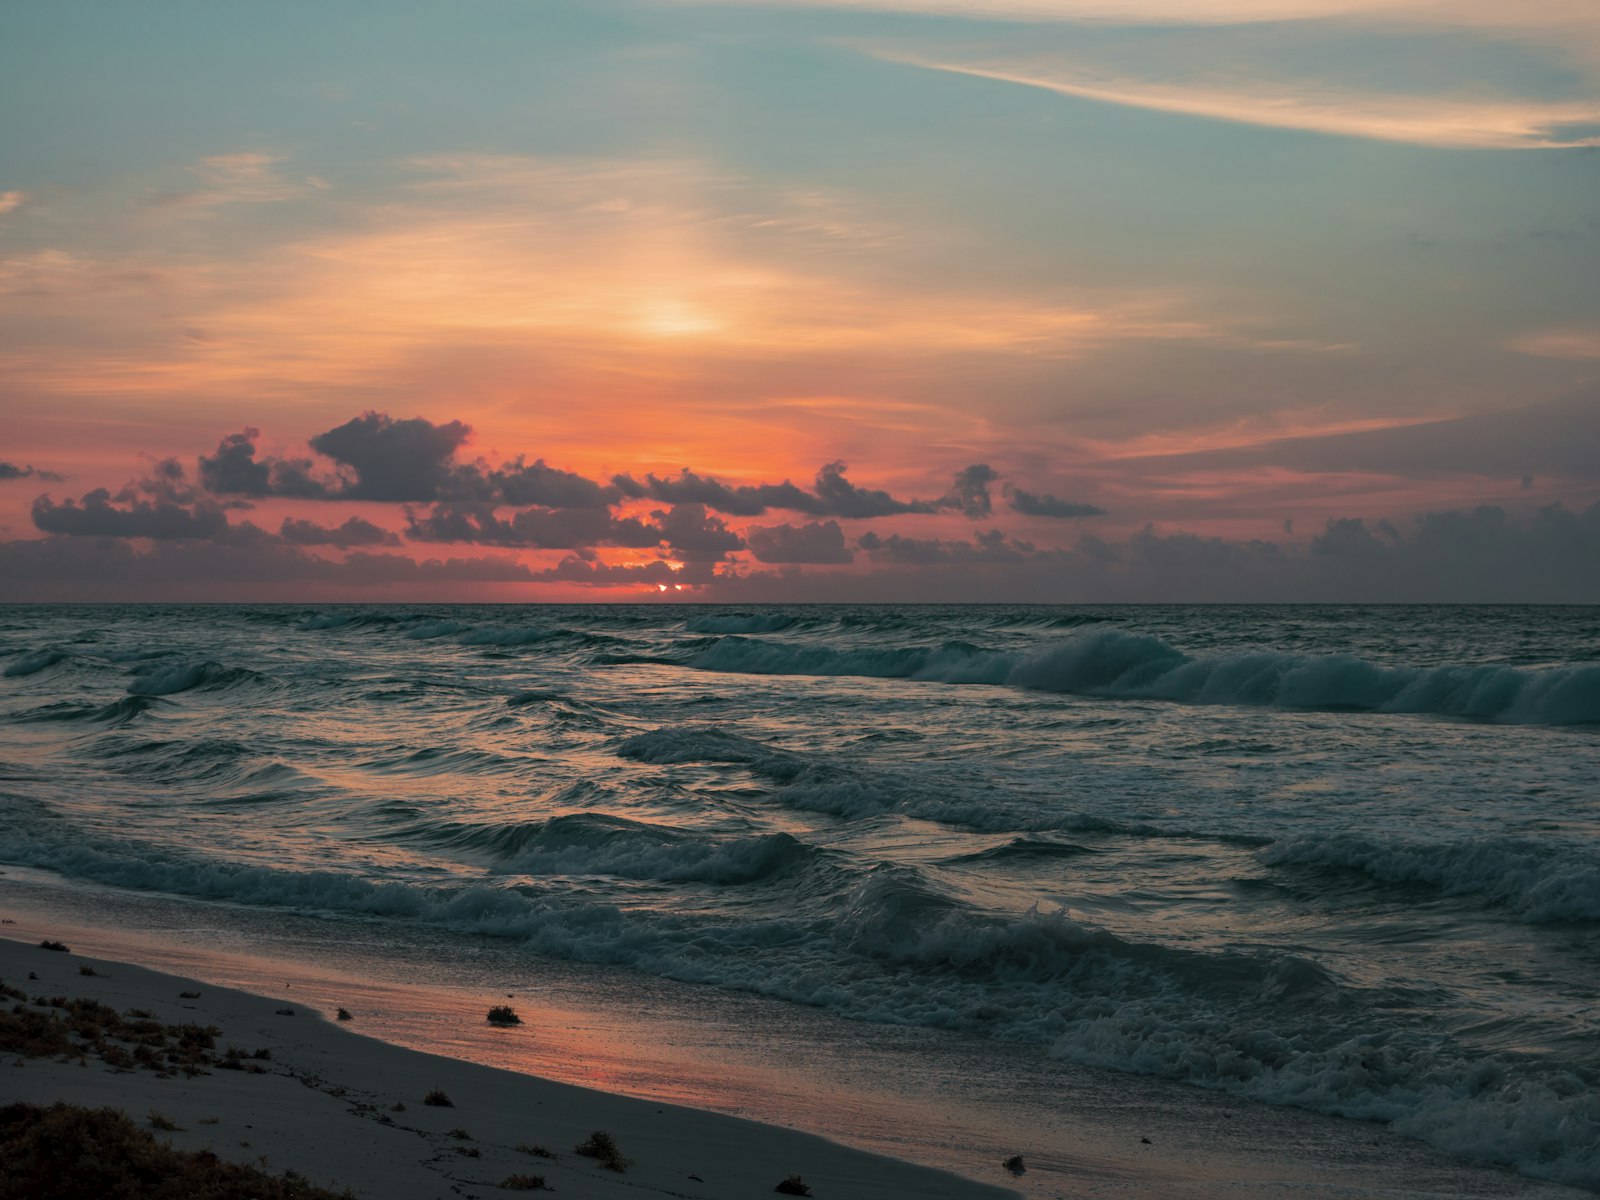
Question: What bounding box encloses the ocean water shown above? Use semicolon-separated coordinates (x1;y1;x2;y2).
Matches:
1;604;1598;1189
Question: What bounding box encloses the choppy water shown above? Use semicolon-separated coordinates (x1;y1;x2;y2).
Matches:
2;604;1598;1188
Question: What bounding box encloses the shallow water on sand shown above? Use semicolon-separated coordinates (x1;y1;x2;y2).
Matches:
1;603;1597;1189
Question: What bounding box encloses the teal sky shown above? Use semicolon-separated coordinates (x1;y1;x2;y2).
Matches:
2;0;1597;599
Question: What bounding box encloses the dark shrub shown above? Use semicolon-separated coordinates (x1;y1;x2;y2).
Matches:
0;1102;353;1199
574;1130;627;1172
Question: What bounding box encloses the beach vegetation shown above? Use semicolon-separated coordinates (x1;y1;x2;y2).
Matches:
0;995;222;1076
391;1101;406;1112
179;990;201;999
38;940;68;952
499;1174;548;1190
516;1143;556;1159
486;1004;522;1025
0;1102;355;1199
774;1176;812;1195
423;1089;453;1107
148;1110;182;1131
448;1127;473;1140
1003;1154;1026;1175
78;964;98;977
574;1129;628;1171
337;1007;353;1021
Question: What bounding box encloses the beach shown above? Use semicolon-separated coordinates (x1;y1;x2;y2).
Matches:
3;888;1592;1200
1;930;1012;1200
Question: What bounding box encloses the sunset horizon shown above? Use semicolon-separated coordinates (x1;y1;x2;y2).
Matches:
4;1;1598;603
1;7;1597;1200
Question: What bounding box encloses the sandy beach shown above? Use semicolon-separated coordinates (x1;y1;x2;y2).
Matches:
4;879;1594;1200
1;933;1013;1200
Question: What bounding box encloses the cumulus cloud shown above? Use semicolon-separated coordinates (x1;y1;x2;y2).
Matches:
941;464;999;518
200;418;620;509
200;429;331;499
31;489;232;540
746;520;853;563
652;503;744;562
279;516;401;548
613;461;936;518
403;504;659;549
309;412;472;502
477;457;618;508
1007;486;1106;518
611;468;814;517
812;460;938;518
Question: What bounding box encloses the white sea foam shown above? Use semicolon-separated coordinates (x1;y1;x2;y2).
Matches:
686;629;1600;724
4;822;1596;1187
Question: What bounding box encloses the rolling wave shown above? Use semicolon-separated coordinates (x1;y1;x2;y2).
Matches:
5;821;1593;1186
3;649;68;677
1263;834;1600;922
686;629;1600;724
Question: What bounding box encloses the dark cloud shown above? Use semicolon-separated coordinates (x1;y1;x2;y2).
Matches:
200;429;331;499
479;458;618;509
404;500;739;560
941;464;999;519
1007;486;1106;519
530;556;713;587
309;412;471;502
200;420;616;509
0;461;64;483
612;461;935;518
404;503;660;550
31;489;231;540
0;535;539;600
652;503;743;562
745;520;852;564
857;528;1035;565
279;516;401;548
812;460;936;518
611;468;810;516
115;457;201;506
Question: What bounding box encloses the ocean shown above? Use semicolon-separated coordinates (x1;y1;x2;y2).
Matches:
1;604;1597;1191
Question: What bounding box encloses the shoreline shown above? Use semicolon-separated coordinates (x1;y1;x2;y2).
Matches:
2;886;1594;1200
1;933;1015;1200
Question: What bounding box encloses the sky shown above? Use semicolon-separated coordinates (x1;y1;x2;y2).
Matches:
1;0;1598;602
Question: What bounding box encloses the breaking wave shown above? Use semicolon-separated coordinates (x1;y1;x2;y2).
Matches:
686;629;1600;725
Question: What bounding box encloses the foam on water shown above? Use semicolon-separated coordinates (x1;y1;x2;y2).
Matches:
686;627;1600;725
2;602;1597;1189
